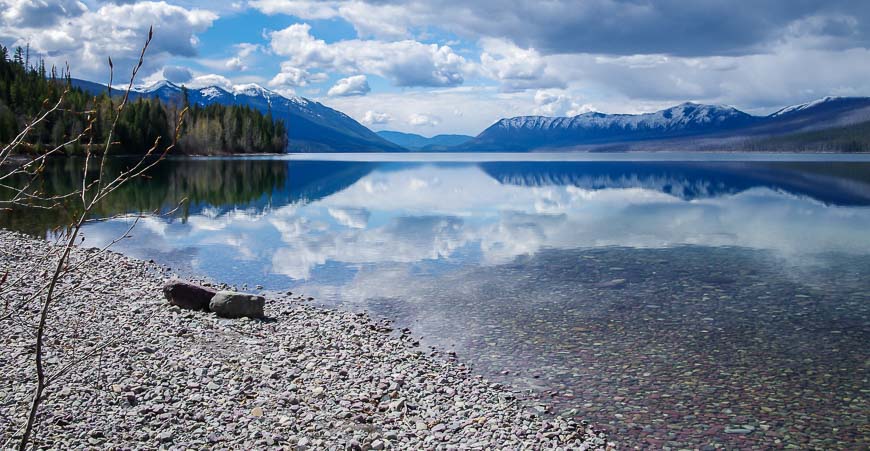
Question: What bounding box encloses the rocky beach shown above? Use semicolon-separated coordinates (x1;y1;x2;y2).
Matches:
0;229;609;450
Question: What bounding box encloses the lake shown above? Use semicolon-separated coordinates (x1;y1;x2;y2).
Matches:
5;153;869;449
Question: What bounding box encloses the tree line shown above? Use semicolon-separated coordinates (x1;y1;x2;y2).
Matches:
0;44;287;155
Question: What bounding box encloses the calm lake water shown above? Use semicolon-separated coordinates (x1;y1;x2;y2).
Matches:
5;153;870;449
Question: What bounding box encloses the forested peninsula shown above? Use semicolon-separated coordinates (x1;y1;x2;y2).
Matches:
0;45;287;155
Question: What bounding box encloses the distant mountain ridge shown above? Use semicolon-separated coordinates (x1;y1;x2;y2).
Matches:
71;79;405;153
67;78;870;153
376;131;473;151
462;97;870;152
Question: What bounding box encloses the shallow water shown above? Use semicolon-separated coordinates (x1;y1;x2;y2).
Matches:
4;154;869;448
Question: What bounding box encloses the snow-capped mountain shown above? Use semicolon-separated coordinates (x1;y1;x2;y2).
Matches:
495;103;754;133
463;97;870;151
468;102;758;151
770;96;848;117
72;79;404;153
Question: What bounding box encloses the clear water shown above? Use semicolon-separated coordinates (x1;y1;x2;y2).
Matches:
5;154;869;449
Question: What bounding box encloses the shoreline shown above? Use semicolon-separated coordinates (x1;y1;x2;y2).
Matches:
0;229;609;449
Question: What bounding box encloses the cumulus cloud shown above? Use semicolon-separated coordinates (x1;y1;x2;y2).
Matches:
186;73;233;89
268;23;470;87
542;40;870;111
1;0;87;28
267;62;329;91
322;86;529;135
532;90;594;117
250;0;412;39
479;38;564;91
409;113;439;127
328;75;370;97
189;0;870;121
224;57;244;71
361;110;392;125
0;1;217;80
253;0;870;57
224;42;260;71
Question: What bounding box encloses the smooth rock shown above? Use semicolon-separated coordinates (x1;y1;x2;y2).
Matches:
209;291;265;319
162;279;216;311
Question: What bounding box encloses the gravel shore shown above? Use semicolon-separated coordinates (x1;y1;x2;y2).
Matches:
0;229;609;450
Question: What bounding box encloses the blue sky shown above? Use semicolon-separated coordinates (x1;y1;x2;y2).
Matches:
2;1;870;135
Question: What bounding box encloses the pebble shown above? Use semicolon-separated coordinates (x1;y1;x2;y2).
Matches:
0;230;609;450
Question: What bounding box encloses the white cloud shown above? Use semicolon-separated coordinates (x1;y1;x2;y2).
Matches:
327;74;371;97
268;23;471;87
409;113;440;127
224;42;260;71
0;1;217;81
540;40;870;112
250;0;413;39
323;86;528;135
249;0;870;118
361;110;392;125
186;73;233;89
225;57;245;71
1;0;86;27
252;1;870;57
250;0;341;20
532;90;594;117
268;62;329;90
479;37;564;91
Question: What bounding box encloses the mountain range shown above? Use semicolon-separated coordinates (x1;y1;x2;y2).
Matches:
71;79;404;153
376;131;473;150
461;97;870;152
72;78;870;153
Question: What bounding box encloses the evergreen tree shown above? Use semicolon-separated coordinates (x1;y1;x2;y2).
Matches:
0;44;288;155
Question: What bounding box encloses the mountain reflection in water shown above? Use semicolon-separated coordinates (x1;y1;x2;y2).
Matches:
3;157;868;449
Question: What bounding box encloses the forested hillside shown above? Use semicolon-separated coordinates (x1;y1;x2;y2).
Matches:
0;45;287;155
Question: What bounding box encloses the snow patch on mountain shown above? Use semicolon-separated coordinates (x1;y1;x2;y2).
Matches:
770;96;847;117
201;87;230;100
132;79;181;93
232;83;272;98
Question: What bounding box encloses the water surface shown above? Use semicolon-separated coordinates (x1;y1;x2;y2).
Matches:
5;154;869;449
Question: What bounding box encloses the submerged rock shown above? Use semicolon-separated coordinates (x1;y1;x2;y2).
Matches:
209;291;265;318
163;279;216;311
597;278;627;289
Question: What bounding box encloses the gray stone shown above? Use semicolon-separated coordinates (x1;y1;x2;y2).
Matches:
162;279;216;311
209;291;265;318
156;431;173;443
